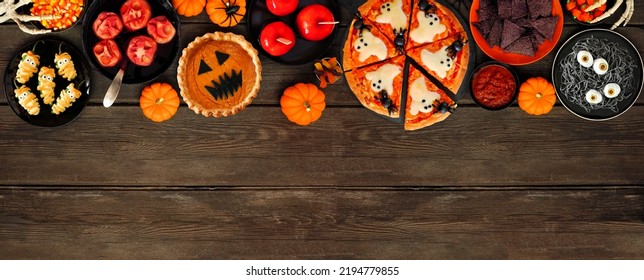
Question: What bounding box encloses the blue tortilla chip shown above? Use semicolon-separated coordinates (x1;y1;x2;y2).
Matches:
528;0;552;19
506;36;535;56
531;16;558;39
511;0;528;19
501;19;525;49
486;20;503;47
477;7;496;21
533;29;546;45
497;0;512;19
474;19;495;38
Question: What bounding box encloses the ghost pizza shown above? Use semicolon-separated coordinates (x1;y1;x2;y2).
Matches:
177;32;262;117
343;0;472;130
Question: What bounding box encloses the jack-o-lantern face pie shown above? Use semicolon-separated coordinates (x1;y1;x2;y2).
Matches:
343;0;470;130
177;32;262;117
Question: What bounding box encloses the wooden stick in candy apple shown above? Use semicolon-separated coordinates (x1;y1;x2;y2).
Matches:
0;0;60;35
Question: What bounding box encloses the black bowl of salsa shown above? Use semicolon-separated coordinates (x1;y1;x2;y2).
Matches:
470;61;519;110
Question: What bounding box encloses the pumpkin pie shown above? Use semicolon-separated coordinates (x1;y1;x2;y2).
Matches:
178;32;262;117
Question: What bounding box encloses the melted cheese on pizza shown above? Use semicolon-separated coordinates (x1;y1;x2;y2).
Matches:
409;77;441;115
375;0;407;33
353;30;388;62
420;47;453;79
365;64;402;94
410;11;446;44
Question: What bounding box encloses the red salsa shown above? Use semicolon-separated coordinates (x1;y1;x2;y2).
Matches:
471;65;517;109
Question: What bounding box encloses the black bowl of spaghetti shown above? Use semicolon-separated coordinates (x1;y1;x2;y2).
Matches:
552;28;643;121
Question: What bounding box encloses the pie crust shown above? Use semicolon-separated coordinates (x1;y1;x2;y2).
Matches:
177;32;262;117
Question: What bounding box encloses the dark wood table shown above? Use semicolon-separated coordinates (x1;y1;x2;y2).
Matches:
1;0;643;259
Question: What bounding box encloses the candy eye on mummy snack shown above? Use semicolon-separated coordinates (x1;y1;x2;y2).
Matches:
16;51;41;84
54;49;78;81
14;85;40;116
51;83;82;115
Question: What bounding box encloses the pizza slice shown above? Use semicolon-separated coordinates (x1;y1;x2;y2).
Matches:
343;15;400;72
358;0;412;47
406;32;470;94
404;63;457;130
407;0;465;50
345;55;406;118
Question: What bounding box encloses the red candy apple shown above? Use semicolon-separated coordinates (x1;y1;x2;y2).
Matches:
266;0;299;16
93;39;122;68
260;21;296;57
147;16;176;44
126;35;157;66
295;4;335;41
120;0;152;31
93;12;123;40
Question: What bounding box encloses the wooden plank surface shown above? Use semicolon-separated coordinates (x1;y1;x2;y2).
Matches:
1;188;643;259
0;0;643;260
1;106;642;187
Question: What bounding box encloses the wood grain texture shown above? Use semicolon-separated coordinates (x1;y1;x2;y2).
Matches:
0;0;643;260
1;188;643;259
0;106;642;187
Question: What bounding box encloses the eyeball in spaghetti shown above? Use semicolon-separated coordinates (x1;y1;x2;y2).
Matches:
603;83;621;98
576;51;594;68
585;89;603;105
593;58;608;75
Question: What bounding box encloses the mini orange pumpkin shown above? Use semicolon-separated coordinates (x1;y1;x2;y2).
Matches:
172;0;206;17
281;83;326;126
518;77;556;115
206;0;246;27
140;83;181;122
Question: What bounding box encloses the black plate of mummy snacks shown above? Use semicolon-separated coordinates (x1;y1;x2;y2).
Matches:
553;29;643;121
3;39;90;127
247;0;340;64
81;0;180;84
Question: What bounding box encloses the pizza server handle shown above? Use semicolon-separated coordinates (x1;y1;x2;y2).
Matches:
103;61;127;108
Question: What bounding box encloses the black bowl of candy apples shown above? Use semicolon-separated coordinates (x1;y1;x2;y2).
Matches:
82;0;180;84
248;0;340;64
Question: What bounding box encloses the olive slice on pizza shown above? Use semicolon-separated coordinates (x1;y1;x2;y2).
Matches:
404;63;457;131
406;32;470;94
345;55;406;118
343;16;400;72
407;0;464;50
357;0;412;50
